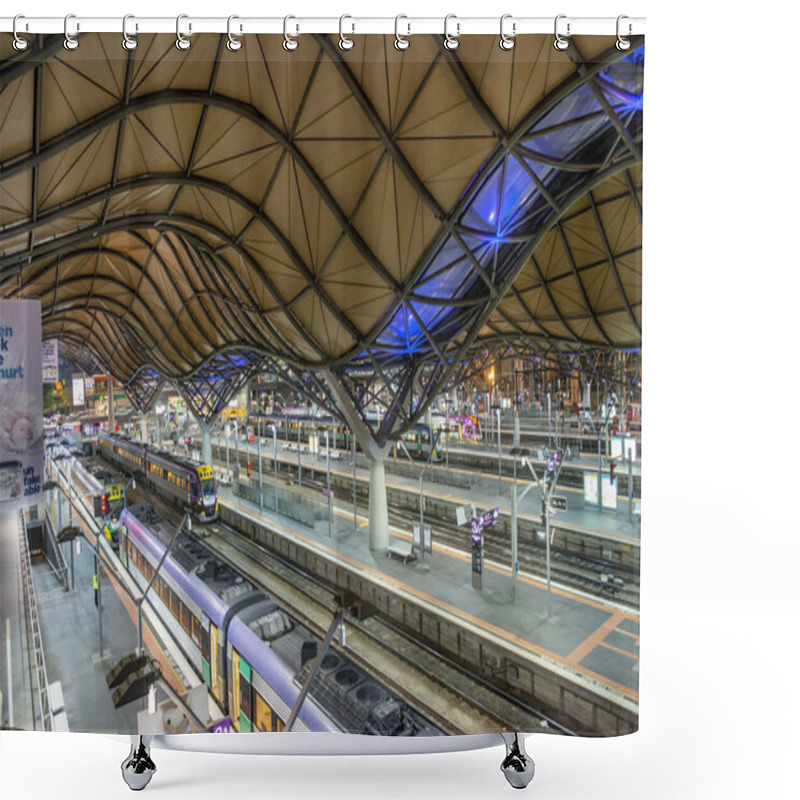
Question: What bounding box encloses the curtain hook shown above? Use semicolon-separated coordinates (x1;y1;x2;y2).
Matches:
122;15;138;51
176;14;191;50
13;15;29;51
499;14;515;50
616;15;632;51
64;13;79;51
339;14;355;51
443;14;460;50
283;15;299;51
553;14;570;51
227;15;243;51
394;15;410;51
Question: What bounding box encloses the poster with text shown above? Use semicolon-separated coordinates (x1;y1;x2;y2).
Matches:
42;339;59;383
72;375;85;407
0;299;44;506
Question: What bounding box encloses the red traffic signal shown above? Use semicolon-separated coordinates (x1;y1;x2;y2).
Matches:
246;459;252;477
609;462;617;485
101;493;109;515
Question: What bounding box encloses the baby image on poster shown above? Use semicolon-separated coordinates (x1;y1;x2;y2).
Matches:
0;397;43;455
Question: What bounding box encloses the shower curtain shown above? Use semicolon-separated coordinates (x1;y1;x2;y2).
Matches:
0;24;642;743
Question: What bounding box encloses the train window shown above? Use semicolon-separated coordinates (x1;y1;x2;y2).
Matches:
191;615;201;646
170;587;180;617
240;675;252;724
231;650;241;728
254;692;272;732
180;602;191;634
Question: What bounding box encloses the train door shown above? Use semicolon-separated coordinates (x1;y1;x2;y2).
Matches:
200;613;219;700
231;649;241;729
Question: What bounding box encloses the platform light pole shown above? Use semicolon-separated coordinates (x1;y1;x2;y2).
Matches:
352;428;357;533
297;421;302;492
225;423;230;480
509;447;529;604
234;420;240;485
137;513;191;655
257;437;263;509
444;395;450;469
495;405;502;496
417;430;442;563
518;451;564;617
270;424;278;513
325;429;332;539
122;476;136;572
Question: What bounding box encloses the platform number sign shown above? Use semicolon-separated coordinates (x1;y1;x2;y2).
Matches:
551;495;567;511
469;508;499;578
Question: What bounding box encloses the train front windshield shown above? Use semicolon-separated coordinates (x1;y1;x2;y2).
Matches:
200;477;216;500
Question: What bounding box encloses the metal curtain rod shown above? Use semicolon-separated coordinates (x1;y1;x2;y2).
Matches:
1;15;646;37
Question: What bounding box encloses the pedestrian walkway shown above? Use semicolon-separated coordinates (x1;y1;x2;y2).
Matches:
216;438;640;544
216;481;640;702
0;506;35;731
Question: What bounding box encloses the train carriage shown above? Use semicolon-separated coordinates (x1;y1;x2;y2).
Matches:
98;431;219;521
120;504;442;738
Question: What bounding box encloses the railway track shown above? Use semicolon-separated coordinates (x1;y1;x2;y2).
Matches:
387;502;639;609
255;462;639;609
143;490;573;735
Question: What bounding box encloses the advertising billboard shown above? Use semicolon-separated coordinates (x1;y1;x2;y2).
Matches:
42;339;59;383
72;376;85;407
0;299;44;505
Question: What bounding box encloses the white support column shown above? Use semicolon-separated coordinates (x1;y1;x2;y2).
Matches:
201;422;212;466
107;374;115;432
320;368;393;552
139;417;148;443
368;456;390;551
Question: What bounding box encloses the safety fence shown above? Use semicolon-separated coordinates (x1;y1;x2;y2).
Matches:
17;510;55;732
233;481;331;529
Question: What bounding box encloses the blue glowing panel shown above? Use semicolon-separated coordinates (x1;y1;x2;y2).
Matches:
498;156;539;234
461;164;503;232
600;47;645;101
461;156;538;238
524;114;609;162
416;236;473;299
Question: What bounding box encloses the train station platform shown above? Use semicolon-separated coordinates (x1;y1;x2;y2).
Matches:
213;479;640;705
2;481;215;735
213;438;641;546
1;506;36;731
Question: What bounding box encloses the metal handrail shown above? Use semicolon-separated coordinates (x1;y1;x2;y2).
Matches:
17;510;55;731
43;508;69;590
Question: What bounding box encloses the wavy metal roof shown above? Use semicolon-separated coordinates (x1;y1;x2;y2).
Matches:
0;32;642;431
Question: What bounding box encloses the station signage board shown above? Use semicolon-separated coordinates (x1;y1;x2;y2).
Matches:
469;507;499;537
72;376;85;407
551;495;568;511
42;339;59;383
0;299;45;506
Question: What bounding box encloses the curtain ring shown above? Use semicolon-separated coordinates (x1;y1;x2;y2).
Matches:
64;14;79;51
339;14;355;51
283;15;299;51
122;15;138;51
499;14;515;50
394;15;410;51
443;14;460;50
12;15;29;51
227;15;243;51
553;14;570;51
616;15;632;51
176;14;191;51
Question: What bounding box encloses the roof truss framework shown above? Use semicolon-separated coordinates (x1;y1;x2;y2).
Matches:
1;33;643;441
124;365;164;414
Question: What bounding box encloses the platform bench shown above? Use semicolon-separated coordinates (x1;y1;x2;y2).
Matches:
386;540;416;563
